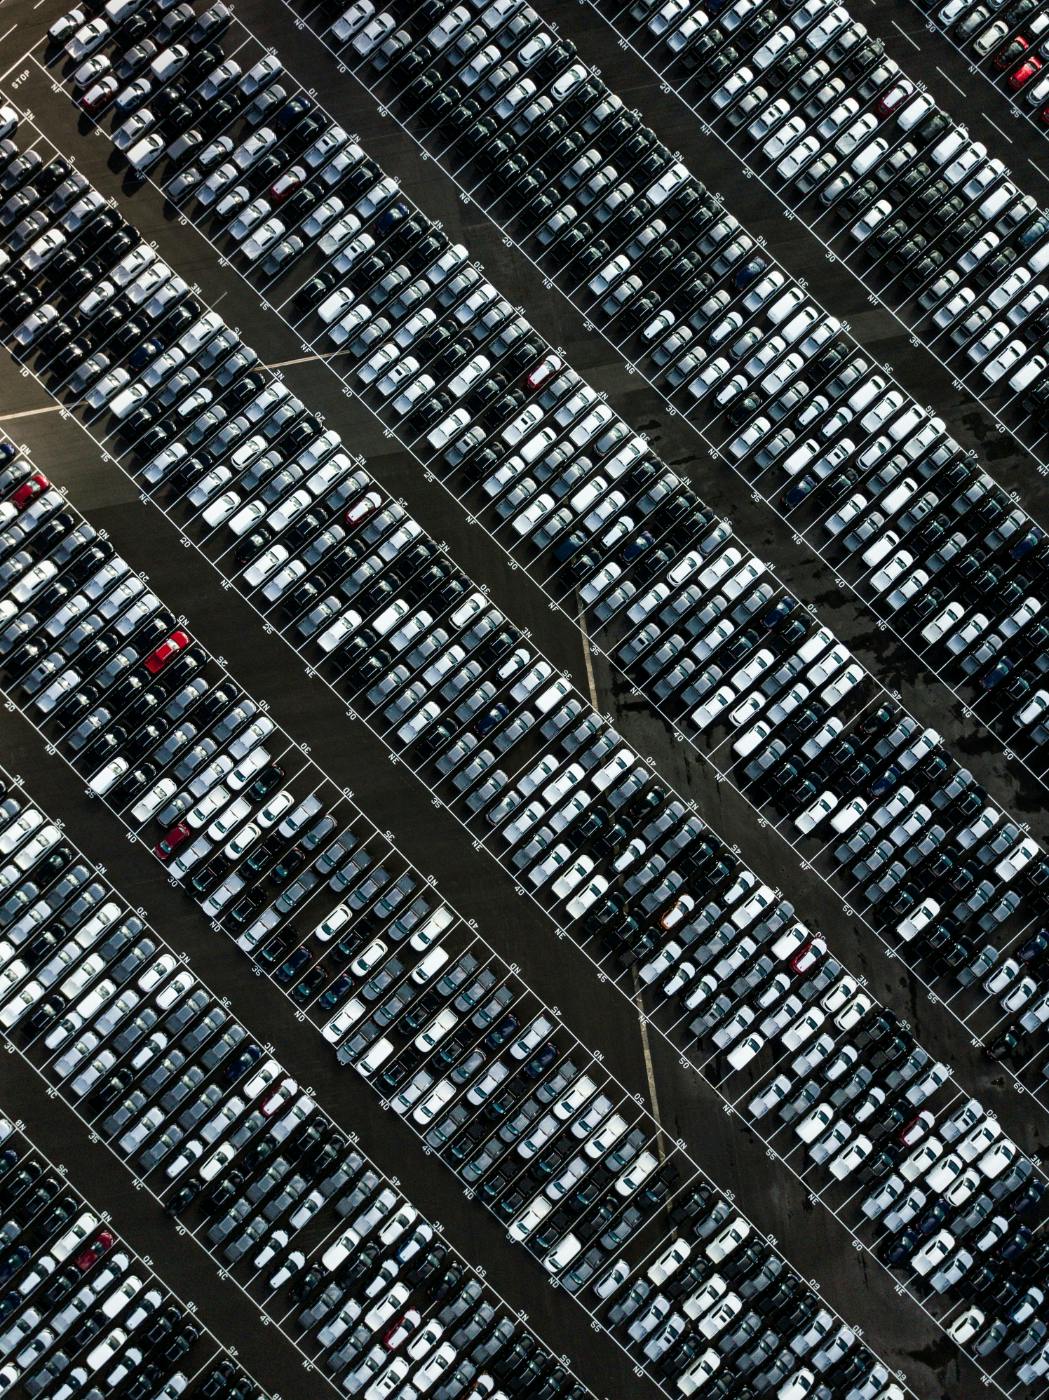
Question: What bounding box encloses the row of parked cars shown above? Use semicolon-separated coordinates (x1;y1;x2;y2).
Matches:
603;0;1049;436
916;0;1049;136
8;10;1047;1377
247;0;1049;764
0;1113;267;1400
568;1205;911;1400
0;758;924;1400
748;1050;1049;1382
0;772;624;1400
36;5;1049;1078
0;189;1044;1400
0;426;946;1400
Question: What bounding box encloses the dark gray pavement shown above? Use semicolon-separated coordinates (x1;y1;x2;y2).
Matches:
0;2;1047;1396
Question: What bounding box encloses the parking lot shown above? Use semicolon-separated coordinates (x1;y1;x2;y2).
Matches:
0;0;1048;1398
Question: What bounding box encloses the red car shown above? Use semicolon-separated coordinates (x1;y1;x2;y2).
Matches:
268;166;306;204
524;352;564;391
9;472;49;509
898;1110;934;1147
874;80;913;119
154;821;191;862
259;1076;296;1116
1040;103;1049;125
344;491;381;528
1009;54;1042;89
381;1309;421;1348
143;629;190;674
74;1230;114;1272
80;76;118;114
789;934;827;974
659;893;695;931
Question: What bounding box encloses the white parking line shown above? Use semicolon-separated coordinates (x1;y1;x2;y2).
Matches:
0;349;349;424
935;65;965;96
579;598;668;1157
891;19;921;49
0;401;61;421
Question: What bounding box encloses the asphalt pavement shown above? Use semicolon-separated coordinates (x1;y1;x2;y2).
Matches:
0;2;1046;1397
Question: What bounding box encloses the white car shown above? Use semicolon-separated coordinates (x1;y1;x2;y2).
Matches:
764;115;806;161
22;230;66;273
322;998;366;1044
428;408;470;451
67;16;110;58
594;1259;630;1301
411;1080;454;1126
696;1291;742;1342
705;1217;750;1263
834;991;872;1032
828;1134;872;1180
947;1305;984;1346
543;1233;582;1274
778;1371;818;1400
87;757;128;797
726;1032;764;1071
911;1229;955;1277
830;797;866;833
794;790;837;835
897;898;940;942
778;134;820;181
796;1104;834;1145
647;1238;691;1285
677;1348;720;1395
200;61;245;104
126;133;166;173
354;1037;394;1077
690;685;735;730
781;1005;825;1050
242;217;285;261
332;0;375;42
242;546;288;589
